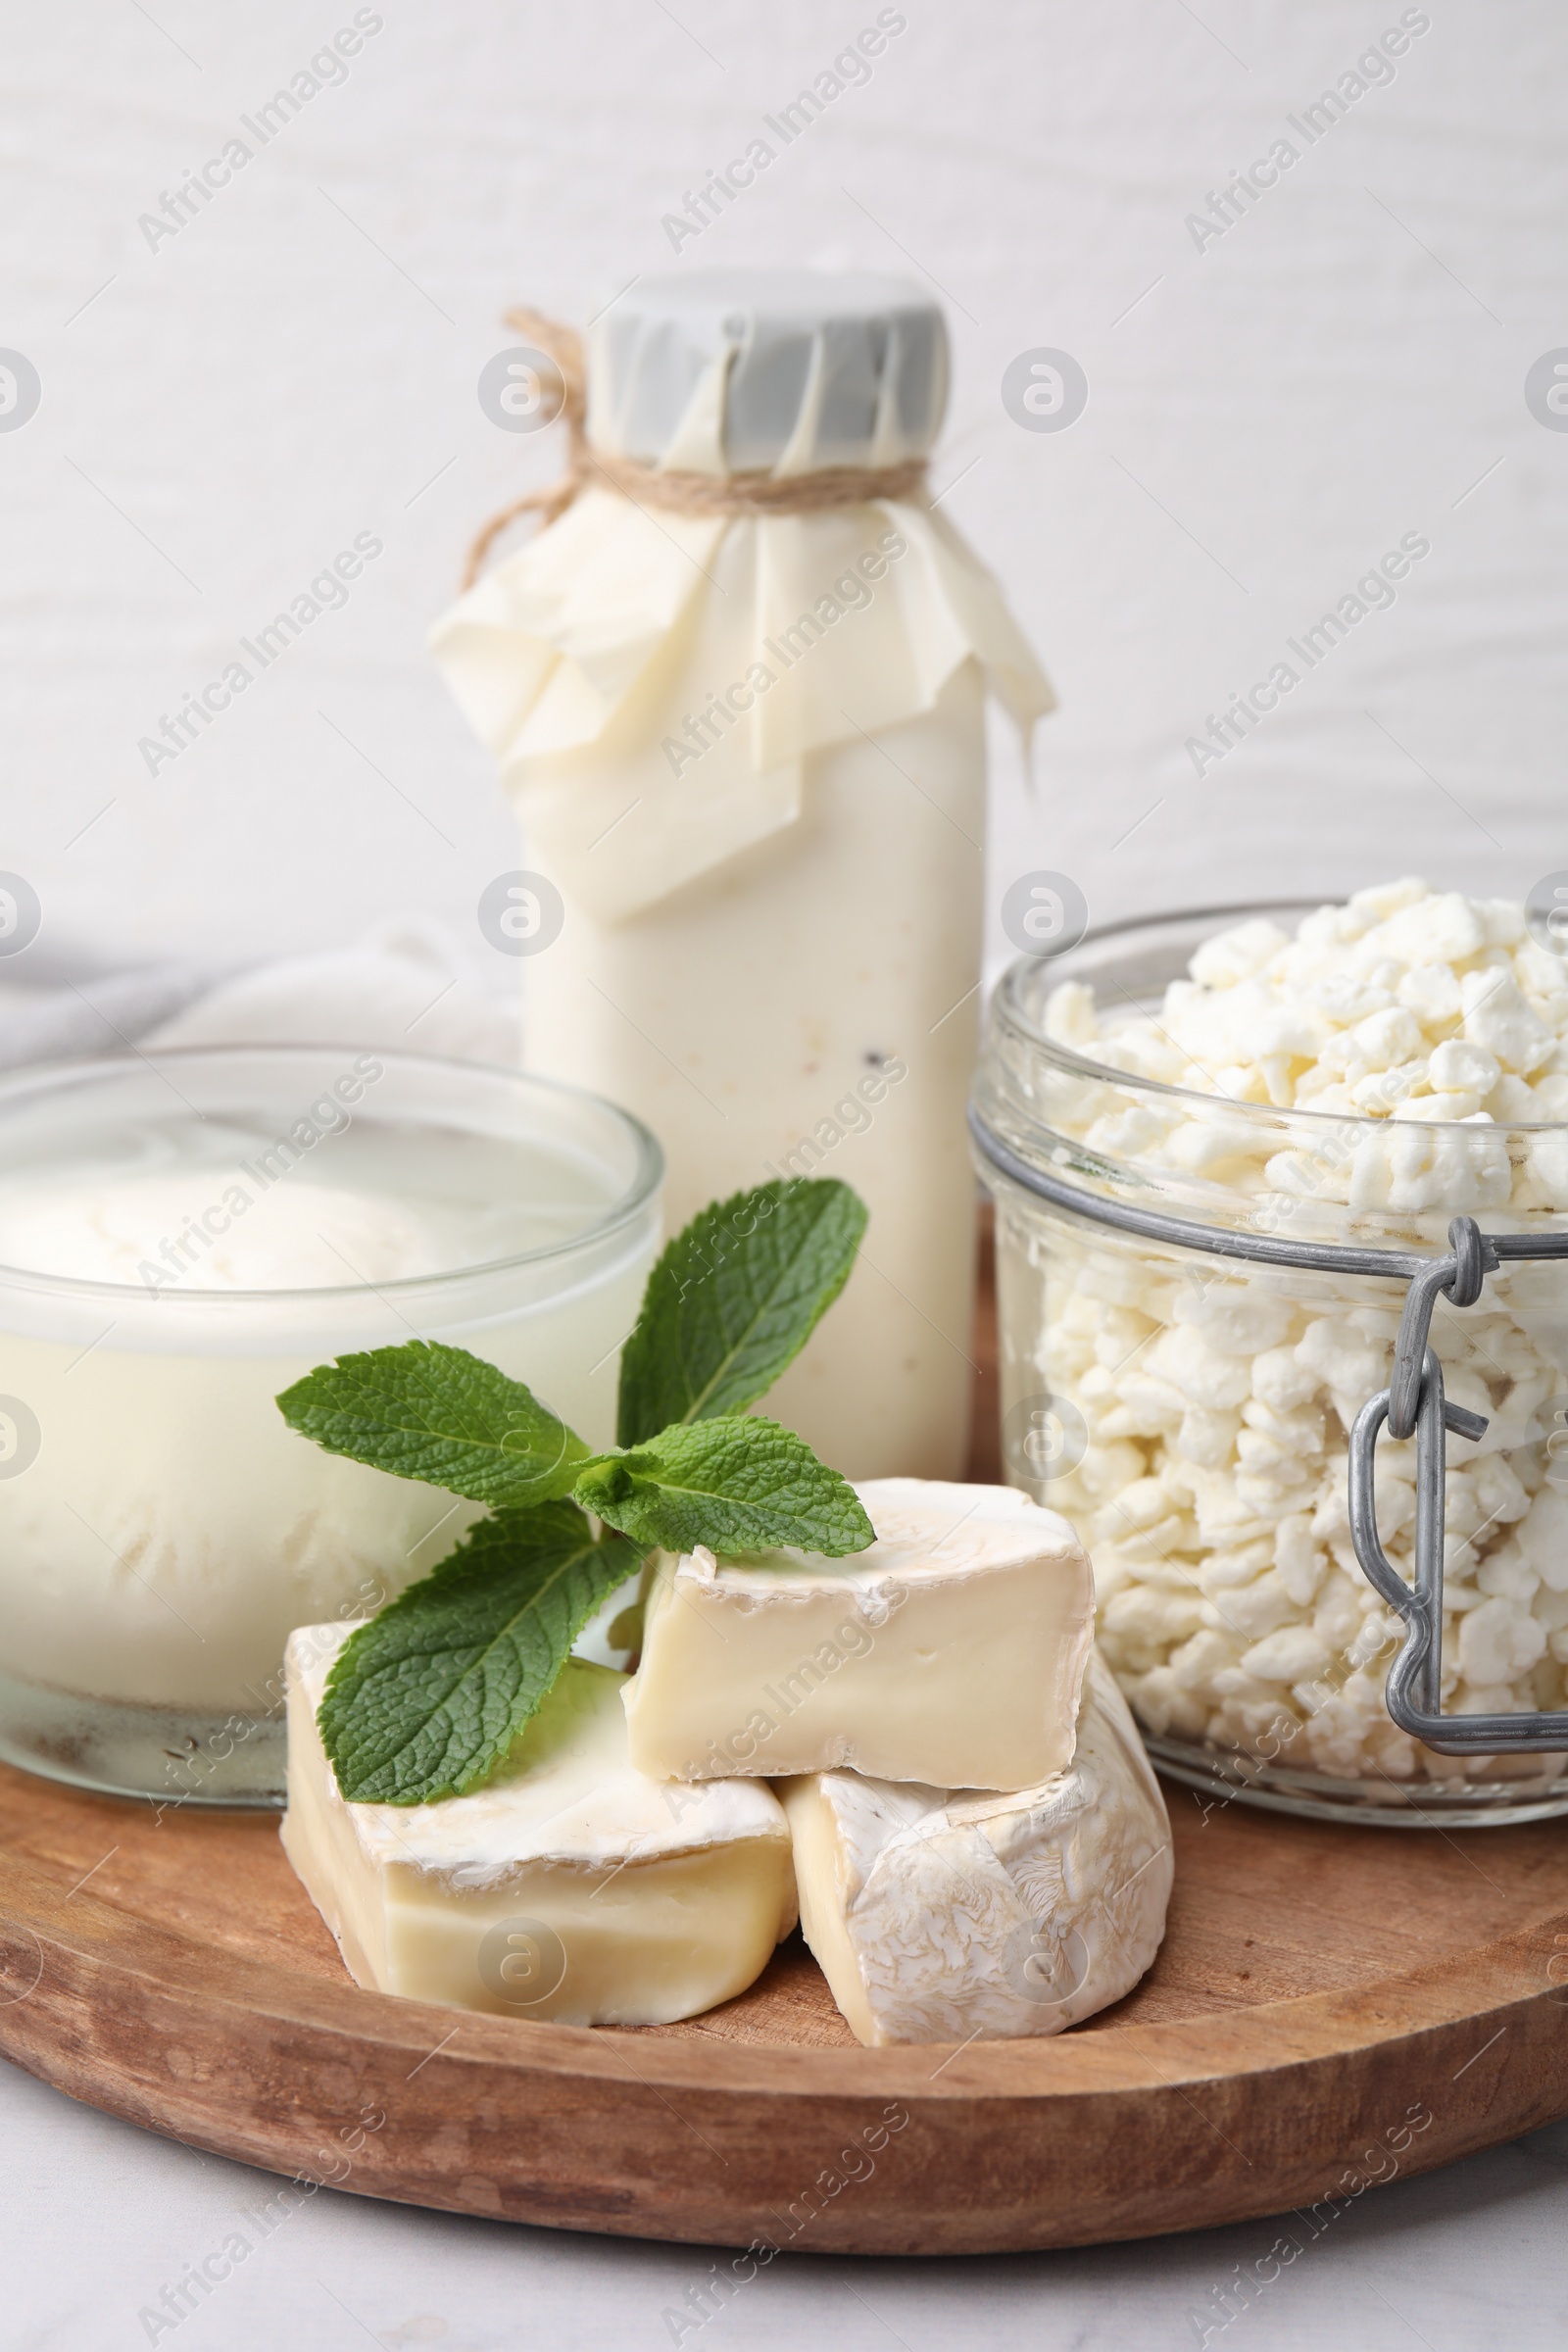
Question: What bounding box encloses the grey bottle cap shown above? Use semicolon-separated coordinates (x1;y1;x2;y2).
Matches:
586;270;948;472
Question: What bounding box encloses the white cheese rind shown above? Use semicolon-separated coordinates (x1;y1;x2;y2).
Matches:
620;1478;1096;1790
781;1654;1172;2046
281;1624;796;2026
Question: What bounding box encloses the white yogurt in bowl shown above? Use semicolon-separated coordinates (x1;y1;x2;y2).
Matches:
0;1047;662;1805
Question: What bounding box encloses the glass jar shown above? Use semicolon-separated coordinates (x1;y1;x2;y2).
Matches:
0;1047;661;1807
972;905;1568;1826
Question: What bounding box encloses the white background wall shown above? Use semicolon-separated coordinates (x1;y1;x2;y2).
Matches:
6;0;1567;995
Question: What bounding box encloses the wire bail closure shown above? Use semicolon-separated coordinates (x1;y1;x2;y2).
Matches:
968;1106;1568;1758
1350;1215;1568;1754
1385;1214;1494;1440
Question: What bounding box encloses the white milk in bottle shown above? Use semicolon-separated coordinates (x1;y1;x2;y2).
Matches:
432;271;1052;1477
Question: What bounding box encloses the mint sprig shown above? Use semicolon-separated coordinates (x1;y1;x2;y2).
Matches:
616;1178;867;1445
278;1178;871;1804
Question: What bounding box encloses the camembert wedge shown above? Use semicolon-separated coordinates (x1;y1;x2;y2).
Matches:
622;1479;1095;1790
282;1624;796;2026
781;1654;1172;2045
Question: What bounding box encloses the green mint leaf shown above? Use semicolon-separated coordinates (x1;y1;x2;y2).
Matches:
616;1178;868;1446
317;1500;641;1804
575;1415;874;1557
277;1340;590;1509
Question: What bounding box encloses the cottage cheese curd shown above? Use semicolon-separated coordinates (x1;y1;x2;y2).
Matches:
1044;878;1568;1213
1018;883;1568;1787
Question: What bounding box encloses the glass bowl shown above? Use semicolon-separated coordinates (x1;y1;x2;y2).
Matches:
0;1045;662;1807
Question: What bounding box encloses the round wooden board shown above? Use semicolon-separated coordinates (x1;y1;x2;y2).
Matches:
1;1759;1566;2255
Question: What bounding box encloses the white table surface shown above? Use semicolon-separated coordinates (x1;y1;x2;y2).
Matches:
3;2052;1564;2352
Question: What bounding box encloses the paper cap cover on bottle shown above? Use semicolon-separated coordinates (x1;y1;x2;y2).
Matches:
587;270;948;475
430;270;1053;921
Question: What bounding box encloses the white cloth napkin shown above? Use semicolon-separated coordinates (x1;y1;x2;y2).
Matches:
0;917;520;1073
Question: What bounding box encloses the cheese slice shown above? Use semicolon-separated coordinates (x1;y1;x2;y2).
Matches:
621;1479;1095;1790
281;1625;797;2026
780;1653;1172;2046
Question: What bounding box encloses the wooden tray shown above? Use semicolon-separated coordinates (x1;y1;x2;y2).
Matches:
2;1764;1567;2253
1;1211;1566;2253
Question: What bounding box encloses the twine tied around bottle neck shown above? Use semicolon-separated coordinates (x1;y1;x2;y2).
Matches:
462;308;930;588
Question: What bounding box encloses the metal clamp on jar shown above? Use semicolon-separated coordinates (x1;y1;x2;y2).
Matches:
1348;1216;1568;1753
